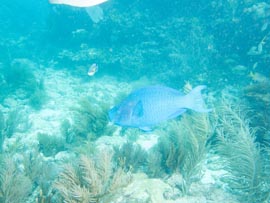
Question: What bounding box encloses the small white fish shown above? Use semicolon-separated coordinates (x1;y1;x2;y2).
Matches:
72;29;86;35
261;22;268;31
247;34;268;55
88;63;98;76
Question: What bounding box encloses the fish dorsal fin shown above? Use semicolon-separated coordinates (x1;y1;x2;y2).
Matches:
132;100;144;118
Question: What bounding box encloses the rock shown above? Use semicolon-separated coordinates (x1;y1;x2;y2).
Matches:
95;135;127;150
136;133;158;151
106;173;175;203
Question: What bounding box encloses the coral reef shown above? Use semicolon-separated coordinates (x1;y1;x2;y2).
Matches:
2;58;47;110
60;119;74;144
0;108;24;152
37;133;66;157
4;109;20;138
28;78;47;110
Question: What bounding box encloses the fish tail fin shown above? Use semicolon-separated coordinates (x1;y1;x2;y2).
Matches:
187;85;211;112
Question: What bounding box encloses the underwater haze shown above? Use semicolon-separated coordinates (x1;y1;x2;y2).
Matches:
0;0;270;203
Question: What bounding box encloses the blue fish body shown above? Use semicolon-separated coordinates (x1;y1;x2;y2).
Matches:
109;85;210;131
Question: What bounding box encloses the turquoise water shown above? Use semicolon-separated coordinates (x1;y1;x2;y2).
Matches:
0;1;270;203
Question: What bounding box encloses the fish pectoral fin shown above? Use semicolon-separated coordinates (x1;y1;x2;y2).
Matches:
167;109;186;119
132;100;144;118
139;126;152;132
85;6;104;23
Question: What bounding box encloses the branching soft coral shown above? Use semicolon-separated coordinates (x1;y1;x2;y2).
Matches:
0;156;32;203
155;110;213;194
68;98;109;142
214;93;270;203
53;150;132;203
244;78;270;143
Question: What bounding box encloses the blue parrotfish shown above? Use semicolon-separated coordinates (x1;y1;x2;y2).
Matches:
109;85;211;131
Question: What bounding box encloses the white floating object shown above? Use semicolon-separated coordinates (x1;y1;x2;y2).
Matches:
49;0;108;7
88;63;98;76
49;0;107;23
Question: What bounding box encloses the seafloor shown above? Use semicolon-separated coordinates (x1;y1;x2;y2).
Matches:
0;65;237;203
